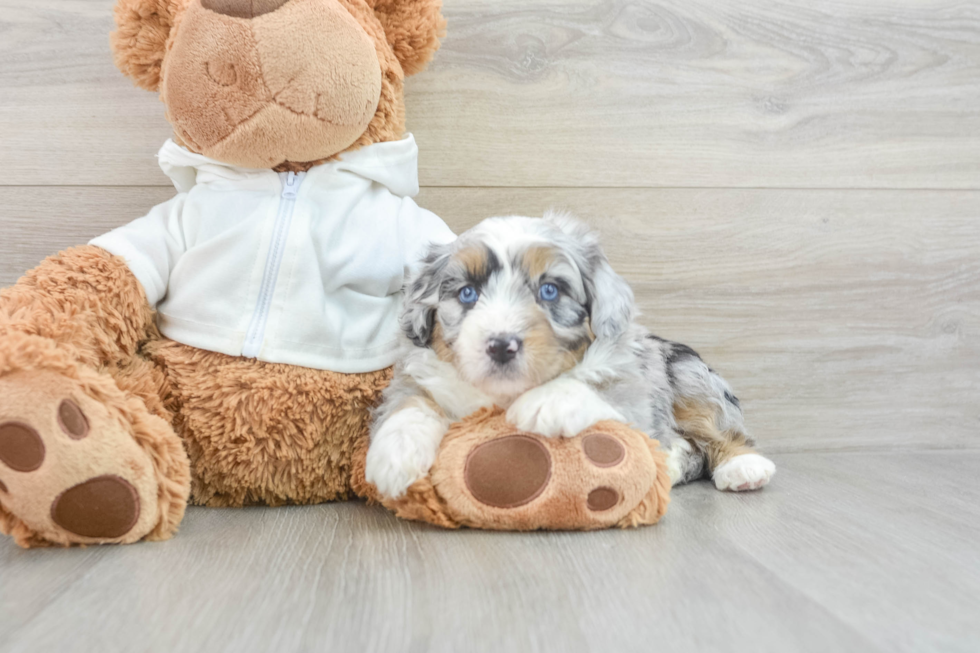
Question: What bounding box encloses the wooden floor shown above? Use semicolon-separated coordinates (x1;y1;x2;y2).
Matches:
1;0;979;650
1;452;978;653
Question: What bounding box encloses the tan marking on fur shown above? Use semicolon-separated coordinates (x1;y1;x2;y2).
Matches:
454;247;488;280
555;319;595;373
430;322;456;365
522;308;569;386
558;338;590;375
521;246;557;280
520;305;593;382
673;400;754;472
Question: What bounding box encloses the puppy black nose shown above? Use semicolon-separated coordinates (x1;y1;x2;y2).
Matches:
487;337;522;364
202;0;291;18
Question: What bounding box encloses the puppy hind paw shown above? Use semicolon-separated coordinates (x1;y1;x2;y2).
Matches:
712;453;775;492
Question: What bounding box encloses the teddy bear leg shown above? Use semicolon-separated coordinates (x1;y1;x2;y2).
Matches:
0;350;189;548
363;409;671;531
0;247;190;547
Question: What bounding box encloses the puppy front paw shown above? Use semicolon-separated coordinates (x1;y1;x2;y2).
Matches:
713;453;776;492
506;378;624;438
365;406;449;499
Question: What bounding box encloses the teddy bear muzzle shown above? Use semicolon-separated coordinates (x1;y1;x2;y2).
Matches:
162;0;382;168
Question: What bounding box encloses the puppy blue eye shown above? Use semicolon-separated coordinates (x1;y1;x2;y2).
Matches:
538;283;559;301
458;286;479;304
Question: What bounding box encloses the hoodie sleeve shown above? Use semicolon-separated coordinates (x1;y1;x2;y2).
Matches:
400;199;457;268
88;195;188;308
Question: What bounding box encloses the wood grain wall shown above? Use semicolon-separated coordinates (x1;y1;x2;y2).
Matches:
1;0;977;452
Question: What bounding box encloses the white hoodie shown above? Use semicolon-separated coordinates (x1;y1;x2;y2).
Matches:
90;134;455;373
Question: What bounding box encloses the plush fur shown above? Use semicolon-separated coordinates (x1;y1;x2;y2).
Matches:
111;0;184;92
146;338;391;507
369;0;446;76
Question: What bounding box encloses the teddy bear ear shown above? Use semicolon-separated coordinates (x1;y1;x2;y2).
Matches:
110;0;178;92
369;0;446;77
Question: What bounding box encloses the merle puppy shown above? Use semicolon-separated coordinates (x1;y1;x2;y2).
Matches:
365;213;775;499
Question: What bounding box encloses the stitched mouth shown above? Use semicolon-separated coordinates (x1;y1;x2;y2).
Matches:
272;99;347;126
203;99;356;150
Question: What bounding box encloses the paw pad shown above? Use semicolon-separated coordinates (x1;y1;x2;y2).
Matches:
586;486;620;511
582;433;625;467
57;400;89;439
583;434;625;510
464;435;551;508
51;475;140;539
0;371;164;545
0;422;46;472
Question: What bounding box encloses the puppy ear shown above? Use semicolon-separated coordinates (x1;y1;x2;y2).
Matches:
586;256;635;339
544;211;635;339
111;0;178;92
400;242;450;346
369;0;446;77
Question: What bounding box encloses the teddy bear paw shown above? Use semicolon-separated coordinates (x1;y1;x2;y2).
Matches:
427;413;666;531
0;370;162;546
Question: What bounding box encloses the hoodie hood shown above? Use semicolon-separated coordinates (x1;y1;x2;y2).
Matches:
157;134;422;197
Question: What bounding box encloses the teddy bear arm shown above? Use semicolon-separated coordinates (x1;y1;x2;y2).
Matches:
0;246;190;548
0;245;157;370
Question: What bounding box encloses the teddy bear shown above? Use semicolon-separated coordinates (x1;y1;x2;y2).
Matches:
0;0;670;548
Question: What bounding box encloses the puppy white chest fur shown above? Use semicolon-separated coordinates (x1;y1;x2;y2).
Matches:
402;347;497;420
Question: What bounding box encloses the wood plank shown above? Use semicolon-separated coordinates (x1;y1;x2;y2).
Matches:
1;0;979;188
1;452;978;652
1;186;977;452
0;186;173;286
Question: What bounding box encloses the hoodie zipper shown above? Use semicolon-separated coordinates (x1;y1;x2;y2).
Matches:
241;171;305;359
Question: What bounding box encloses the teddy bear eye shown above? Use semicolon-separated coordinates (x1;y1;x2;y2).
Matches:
538;283;559;301
458;286;479;304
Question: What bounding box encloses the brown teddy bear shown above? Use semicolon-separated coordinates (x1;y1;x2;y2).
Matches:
0;0;670;547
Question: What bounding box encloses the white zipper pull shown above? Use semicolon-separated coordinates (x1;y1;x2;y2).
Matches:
282;171;299;199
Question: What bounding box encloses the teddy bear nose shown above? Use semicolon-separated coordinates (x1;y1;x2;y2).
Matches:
201;0;292;18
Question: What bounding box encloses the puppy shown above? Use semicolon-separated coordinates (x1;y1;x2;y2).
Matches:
365;213;775;499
